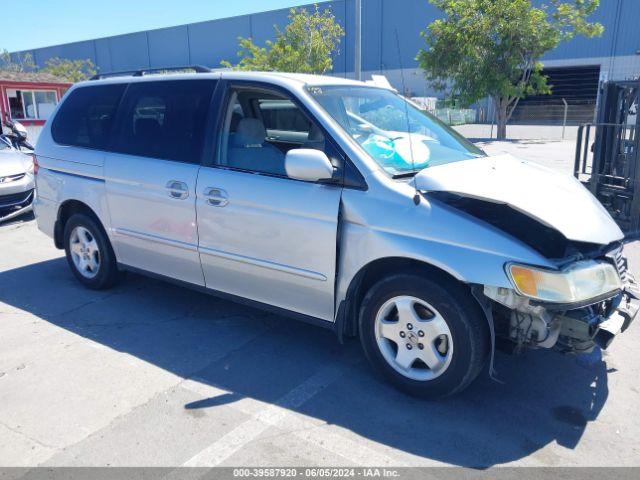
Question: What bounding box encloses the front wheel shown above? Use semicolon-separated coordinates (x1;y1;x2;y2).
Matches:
359;273;489;399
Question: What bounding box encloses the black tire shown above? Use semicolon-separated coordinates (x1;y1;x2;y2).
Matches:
359;272;489;399
63;213;121;290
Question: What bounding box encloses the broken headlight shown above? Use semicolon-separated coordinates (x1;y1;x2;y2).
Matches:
507;260;622;304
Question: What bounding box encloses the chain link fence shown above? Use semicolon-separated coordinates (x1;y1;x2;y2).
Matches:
408;95;597;176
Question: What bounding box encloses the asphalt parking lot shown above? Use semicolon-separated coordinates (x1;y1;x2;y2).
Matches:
1;136;640;468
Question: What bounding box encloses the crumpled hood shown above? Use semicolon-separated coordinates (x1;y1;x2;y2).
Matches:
415;154;623;245
0;149;30;177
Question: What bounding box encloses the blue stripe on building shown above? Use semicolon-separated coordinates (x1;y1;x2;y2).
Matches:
10;0;640;98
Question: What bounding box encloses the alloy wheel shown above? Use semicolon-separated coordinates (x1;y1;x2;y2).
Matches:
69;226;101;279
374;295;453;381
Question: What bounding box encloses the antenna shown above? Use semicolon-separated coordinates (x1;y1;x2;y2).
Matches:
394;29;420;206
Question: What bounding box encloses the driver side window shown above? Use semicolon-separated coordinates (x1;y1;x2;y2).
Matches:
217;87;329;178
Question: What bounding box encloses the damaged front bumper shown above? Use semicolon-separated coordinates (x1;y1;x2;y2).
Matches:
485;270;639;354
554;284;638;352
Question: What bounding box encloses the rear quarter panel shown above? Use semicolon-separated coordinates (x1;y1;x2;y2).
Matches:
35;109;111;241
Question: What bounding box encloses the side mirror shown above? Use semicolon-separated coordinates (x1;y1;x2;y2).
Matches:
285;149;335;182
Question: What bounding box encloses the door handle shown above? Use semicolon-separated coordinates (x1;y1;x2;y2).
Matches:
203;187;229;207
166;180;189;200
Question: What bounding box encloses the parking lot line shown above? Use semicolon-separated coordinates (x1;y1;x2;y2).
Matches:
180;360;405;467
182;363;349;467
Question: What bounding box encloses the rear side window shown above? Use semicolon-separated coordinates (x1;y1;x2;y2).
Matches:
112;80;215;163
51;84;126;150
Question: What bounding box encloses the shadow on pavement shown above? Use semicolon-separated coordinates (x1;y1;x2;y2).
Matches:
0;258;609;467
0;210;35;228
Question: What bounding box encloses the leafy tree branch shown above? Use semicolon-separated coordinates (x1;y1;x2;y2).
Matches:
417;0;603;140
222;4;345;75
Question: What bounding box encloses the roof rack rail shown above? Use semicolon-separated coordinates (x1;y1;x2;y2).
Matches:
89;65;212;80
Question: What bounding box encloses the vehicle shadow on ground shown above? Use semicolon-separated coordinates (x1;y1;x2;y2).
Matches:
0;258;609;467
0;210;35;228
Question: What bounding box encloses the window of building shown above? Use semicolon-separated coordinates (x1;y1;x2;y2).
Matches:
112;80;215;163
7;90;58;120
51;84;127;150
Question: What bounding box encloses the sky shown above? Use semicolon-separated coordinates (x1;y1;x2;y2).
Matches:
4;0;314;52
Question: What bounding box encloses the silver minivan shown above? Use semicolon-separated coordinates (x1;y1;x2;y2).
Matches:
34;69;638;398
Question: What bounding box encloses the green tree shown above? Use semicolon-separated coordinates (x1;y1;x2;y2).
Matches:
417;0;603;140
0;49;36;72
42;57;97;83
222;4;345;74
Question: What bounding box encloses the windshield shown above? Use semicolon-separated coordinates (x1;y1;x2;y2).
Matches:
308;86;484;176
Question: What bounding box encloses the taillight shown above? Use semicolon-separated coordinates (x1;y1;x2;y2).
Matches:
32;154;39;175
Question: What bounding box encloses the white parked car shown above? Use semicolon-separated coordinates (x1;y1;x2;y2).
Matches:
34;69;638;398
0;120;35;223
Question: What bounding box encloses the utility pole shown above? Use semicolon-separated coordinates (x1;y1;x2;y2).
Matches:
354;0;362;80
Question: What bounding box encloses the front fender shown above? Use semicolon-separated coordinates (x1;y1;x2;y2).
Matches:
336;187;554;313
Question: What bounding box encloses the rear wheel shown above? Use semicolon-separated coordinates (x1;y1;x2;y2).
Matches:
359;272;489;398
64;213;121;290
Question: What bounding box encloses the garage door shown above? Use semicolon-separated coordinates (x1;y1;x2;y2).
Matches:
510;65;601;125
